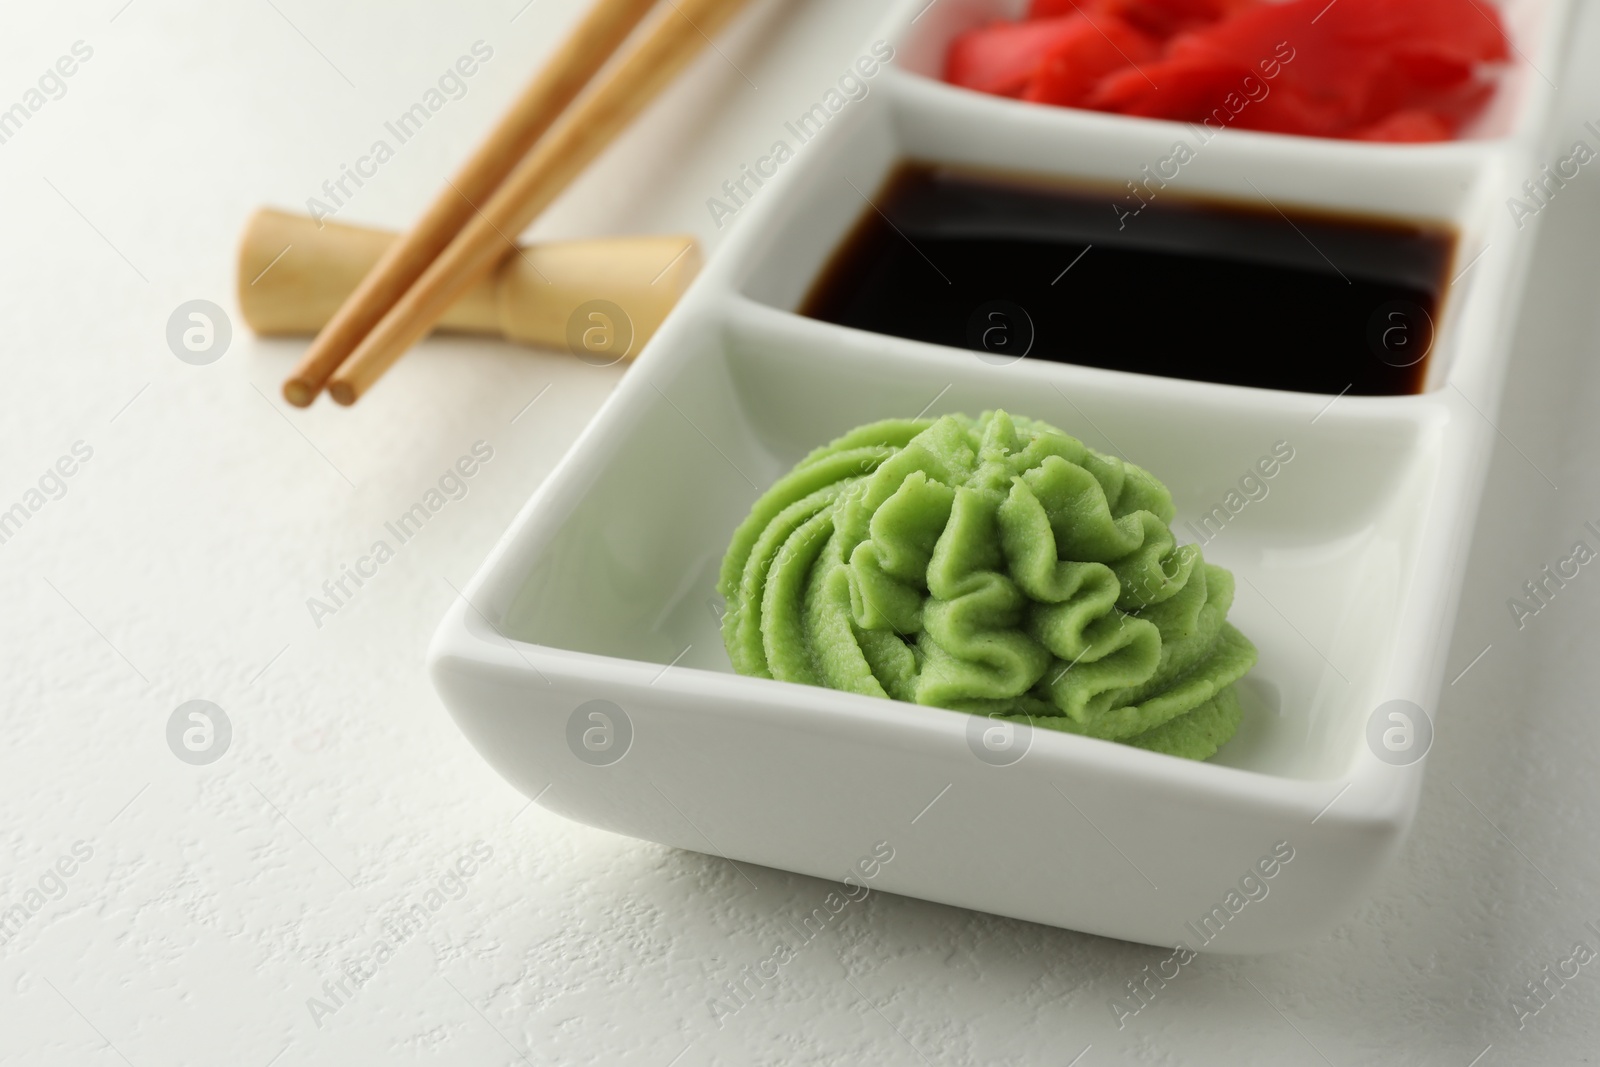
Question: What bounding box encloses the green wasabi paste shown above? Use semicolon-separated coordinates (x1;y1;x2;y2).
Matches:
717;411;1258;760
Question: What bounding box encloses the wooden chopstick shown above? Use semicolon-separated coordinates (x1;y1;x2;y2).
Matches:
281;0;661;407
327;0;753;406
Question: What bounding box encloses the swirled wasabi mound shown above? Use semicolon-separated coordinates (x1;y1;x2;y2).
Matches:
717;411;1258;760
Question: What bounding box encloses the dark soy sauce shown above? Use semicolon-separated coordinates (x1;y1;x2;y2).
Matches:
800;163;1457;395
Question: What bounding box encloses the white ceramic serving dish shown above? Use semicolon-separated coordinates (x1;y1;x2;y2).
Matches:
430;0;1573;952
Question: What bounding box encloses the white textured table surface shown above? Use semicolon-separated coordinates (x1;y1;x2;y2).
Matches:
3;2;1600;1064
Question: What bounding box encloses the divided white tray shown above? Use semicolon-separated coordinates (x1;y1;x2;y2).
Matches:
429;0;1572;952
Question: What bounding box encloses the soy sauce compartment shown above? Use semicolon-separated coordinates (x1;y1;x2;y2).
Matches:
801;162;1458;396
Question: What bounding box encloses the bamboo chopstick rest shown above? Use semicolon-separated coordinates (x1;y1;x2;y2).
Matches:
238;207;700;359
